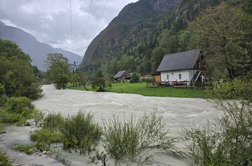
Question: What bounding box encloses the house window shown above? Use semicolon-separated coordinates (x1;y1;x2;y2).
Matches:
179;74;182;79
167;75;169;81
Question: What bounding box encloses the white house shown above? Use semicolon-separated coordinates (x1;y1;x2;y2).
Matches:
156;49;208;85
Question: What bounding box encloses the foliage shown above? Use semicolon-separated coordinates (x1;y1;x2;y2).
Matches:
0;150;12;166
130;72;140;83
71;74;81;87
55;74;69;89
14;144;36;155
43;112;64;131
241;0;252;15
182;76;252;165
0;84;8;106
188;1;252;78
30;128;62;150
0;97;35;124
0;39;43;100
92;77;106;92
30;112;64;150
44;53;71;89
92;69;106;91
96;68;104;77
206;77;252;101
60;111;102;155
102;110;176;163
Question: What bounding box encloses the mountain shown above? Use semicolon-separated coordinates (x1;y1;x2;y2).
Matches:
78;0;226;77
78;0;180;72
0;22;82;71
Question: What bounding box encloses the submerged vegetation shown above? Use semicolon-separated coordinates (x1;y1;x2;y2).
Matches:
103;110;176;164
181;77;252;165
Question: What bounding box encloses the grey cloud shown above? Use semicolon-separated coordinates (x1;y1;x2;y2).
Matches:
0;0;138;56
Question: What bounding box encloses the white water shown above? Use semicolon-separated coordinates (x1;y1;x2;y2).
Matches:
1;85;223;166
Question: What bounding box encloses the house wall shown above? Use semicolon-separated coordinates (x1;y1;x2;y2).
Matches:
160;70;197;85
156;75;161;83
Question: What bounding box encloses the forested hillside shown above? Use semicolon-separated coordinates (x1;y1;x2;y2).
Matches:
79;0;252;79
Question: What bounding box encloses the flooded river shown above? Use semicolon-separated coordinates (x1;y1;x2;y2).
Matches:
1;85;223;166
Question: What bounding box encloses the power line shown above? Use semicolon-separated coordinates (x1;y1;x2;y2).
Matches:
93;0;109;38
83;0;93;49
70;0;72;52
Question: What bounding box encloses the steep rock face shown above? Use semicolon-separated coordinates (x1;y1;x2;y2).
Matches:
0;23;82;71
79;0;180;71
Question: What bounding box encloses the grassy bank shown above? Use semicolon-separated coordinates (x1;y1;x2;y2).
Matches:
68;83;207;98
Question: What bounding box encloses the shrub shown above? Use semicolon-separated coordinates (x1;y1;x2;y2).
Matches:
0;97;35;124
30;128;62;150
182;76;252;165
103;110;176;163
130;72;140;83
30;112;63;150
0;150;12;166
60;111;102;155
43;112;64;131
92;77;106;91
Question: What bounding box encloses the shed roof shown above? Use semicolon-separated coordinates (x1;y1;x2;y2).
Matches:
157;49;201;72
114;70;127;79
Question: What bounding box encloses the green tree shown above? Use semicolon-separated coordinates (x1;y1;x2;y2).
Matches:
130;72;140;83
44;53;71;89
92;69;106;91
144;60;152;74
0;39;43;100
241;0;252;15
55;74;69;89
152;47;166;68
188;2;252;78
178;30;192;52
71;74;81;87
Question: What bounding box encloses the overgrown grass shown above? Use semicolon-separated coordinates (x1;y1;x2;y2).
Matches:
14;144;36;155
68;83;207;98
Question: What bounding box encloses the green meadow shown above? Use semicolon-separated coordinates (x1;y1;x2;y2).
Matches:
68;83;207;98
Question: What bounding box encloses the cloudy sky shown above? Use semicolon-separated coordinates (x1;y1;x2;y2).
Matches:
0;0;138;57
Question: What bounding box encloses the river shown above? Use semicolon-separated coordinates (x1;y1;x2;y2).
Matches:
1;85;223;166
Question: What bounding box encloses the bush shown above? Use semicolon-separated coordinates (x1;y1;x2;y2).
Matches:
130;72;140;83
0;97;35;124
0;150;12;166
60;111;102;155
30;112;63;150
30;128;62;150
182;76;252;165
92;77;106;92
103;110;176;164
43;112;64;131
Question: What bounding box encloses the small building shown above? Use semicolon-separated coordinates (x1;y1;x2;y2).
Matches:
114;70;130;80
154;49;209;85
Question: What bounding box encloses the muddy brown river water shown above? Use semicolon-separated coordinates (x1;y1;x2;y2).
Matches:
0;85;223;166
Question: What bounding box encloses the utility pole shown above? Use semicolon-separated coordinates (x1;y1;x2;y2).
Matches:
73;61;77;75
